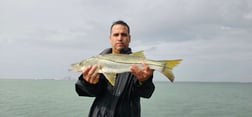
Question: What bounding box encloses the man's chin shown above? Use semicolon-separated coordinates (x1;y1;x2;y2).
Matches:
113;47;127;53
116;46;126;50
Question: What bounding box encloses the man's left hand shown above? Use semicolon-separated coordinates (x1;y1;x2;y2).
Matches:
130;61;154;82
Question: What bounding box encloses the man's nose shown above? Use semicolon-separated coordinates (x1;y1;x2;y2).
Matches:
118;34;123;40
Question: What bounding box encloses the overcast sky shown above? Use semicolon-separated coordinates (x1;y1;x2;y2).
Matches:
0;0;251;82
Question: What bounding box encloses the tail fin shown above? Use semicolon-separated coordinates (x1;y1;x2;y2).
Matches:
159;59;182;82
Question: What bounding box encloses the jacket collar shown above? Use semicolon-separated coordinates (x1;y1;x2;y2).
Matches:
100;48;132;55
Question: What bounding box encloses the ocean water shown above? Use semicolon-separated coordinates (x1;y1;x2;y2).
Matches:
0;79;251;117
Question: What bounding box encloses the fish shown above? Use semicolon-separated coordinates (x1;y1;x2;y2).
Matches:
70;51;182;86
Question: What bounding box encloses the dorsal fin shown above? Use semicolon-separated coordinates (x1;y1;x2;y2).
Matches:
130;50;145;58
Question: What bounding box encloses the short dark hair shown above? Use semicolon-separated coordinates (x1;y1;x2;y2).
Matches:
110;20;130;34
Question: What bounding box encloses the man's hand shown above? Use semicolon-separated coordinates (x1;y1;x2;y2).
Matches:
130;61;154;82
82;66;100;84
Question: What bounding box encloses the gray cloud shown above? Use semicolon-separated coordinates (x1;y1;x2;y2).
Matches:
0;0;252;82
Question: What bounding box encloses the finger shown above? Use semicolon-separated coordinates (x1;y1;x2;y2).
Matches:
130;64;140;74
90;72;98;81
83;66;91;75
88;65;97;76
141;61;154;73
141;61;151;73
88;66;99;83
83;66;97;82
141;61;148;70
92;74;100;84
83;66;92;81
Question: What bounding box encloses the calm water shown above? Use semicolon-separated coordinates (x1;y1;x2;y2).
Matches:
0;79;251;117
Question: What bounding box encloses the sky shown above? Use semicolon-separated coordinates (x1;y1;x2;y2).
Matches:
0;0;252;82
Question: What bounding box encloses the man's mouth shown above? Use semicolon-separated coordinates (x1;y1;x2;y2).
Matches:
116;43;124;46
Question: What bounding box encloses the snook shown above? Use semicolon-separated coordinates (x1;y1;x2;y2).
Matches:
71;51;182;86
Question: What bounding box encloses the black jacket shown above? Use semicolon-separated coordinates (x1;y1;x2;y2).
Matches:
75;48;155;117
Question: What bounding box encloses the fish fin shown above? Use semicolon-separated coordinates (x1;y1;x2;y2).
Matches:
103;73;116;86
160;59;182;82
162;69;175;82
165;59;182;69
130;50;145;58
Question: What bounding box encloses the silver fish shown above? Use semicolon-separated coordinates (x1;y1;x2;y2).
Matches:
71;51;182;86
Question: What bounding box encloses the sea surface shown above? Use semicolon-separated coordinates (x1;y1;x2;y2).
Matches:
0;79;251;117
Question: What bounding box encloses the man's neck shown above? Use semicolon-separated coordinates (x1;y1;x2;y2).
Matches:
112;49;120;54
112;48;131;54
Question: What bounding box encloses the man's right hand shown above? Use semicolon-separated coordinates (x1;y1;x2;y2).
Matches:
83;66;100;84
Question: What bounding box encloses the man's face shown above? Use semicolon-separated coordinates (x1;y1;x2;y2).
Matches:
109;24;131;54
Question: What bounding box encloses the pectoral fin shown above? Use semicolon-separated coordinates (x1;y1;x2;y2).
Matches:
103;73;116;86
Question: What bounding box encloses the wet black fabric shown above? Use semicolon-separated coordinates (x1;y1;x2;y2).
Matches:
75;48;155;117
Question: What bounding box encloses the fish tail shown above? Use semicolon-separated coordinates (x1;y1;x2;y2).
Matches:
160;59;182;82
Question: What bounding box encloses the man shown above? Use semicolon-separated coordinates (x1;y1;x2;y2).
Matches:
75;20;155;117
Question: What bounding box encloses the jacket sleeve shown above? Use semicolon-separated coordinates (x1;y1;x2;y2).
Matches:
135;75;155;98
75;74;105;97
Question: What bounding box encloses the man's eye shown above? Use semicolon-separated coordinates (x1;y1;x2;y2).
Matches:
113;33;119;36
113;33;128;37
121;33;128;36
